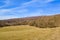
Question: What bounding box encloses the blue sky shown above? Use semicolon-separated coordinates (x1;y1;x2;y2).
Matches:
0;0;60;20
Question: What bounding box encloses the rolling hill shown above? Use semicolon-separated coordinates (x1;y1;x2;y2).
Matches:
0;14;60;28
0;14;60;40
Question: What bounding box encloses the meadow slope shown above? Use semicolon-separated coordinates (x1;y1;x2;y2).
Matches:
0;25;60;40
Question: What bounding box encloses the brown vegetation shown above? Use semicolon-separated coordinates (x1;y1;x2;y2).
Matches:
0;14;60;28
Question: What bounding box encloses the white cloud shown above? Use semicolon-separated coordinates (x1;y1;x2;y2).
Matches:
46;0;54;2
0;8;28;16
21;0;55;8
0;0;57;20
0;0;11;8
0;0;55;9
0;16;18;20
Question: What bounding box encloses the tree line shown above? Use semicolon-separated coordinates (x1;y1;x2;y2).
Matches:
0;14;60;28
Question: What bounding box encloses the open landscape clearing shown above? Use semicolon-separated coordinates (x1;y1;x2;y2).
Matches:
0;0;60;40
0;25;60;40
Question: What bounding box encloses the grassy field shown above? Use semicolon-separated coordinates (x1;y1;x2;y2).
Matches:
0;25;60;40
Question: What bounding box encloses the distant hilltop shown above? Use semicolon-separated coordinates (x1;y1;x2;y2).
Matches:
0;14;60;28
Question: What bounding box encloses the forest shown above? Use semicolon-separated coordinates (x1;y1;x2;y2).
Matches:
0;14;60;28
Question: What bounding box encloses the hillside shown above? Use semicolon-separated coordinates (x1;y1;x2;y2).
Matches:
0;14;60;28
0;25;60;40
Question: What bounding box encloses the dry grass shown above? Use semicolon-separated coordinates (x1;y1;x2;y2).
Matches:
0;25;60;40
